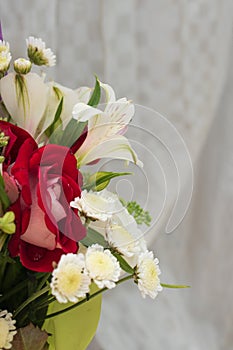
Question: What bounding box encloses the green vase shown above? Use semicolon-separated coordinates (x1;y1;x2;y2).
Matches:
43;286;102;350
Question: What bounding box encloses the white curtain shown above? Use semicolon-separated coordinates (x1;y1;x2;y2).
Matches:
1;0;233;349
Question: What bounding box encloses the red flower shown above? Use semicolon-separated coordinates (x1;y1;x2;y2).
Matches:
0;121;86;272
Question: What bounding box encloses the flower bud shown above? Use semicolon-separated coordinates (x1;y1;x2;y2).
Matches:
14;58;32;74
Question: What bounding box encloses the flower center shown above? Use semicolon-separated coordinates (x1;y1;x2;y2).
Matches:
0;318;9;347
57;264;82;296
87;252;115;279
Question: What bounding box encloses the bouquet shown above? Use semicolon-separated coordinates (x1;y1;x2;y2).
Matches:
0;32;186;350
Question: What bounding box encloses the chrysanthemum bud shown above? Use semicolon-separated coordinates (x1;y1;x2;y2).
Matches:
14;58;32;74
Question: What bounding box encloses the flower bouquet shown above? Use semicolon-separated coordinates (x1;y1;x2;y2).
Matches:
0;31;187;350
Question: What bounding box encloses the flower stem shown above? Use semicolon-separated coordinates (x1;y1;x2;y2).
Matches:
44;274;134;320
13;285;50;318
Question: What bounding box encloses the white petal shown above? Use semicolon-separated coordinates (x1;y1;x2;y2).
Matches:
72;102;103;122
77;134;143;167
75;86;92;104
0;73;49;137
99;81;116;103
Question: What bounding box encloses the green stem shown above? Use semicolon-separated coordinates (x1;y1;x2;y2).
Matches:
0;273;50;303
34;295;56;311
13;285;50;318
36;273;51;292
44;274;133;320
161;283;190;289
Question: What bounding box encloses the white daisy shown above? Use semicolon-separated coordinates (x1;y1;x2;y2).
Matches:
0;51;11;75
85;244;121;289
50;253;91;303
135;251;162;299
0;310;17;350
13;58;32;74
70;190;120;222
0;40;10;54
26;36;56;67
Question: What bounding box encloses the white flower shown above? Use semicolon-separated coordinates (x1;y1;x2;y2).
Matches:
0;51;11;75
51;253;91;303
0;40;10;54
0;72;49;137
26;36;56;67
72;82;142;167
85;244;121;289
0;310;17;350
106;223;145;258
70;190;120;222
14;58;32;74
135;251;162;299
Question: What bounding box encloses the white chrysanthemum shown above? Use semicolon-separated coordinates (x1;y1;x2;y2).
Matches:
85;244;121;289
0;40;10;54
70;190;120;222
26;36;56;67
13;58;32;74
0;51;11;74
51;253;91;303
0;310;17;349
136;251;162;299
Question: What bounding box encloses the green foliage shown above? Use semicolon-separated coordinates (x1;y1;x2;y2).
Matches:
0;173;10;210
83;171;132;191
44;92;63;139
122;200;152;226
160;283;190;289
59;120;87;148
111;251;135;274
81;227;109;248
87;76;101;107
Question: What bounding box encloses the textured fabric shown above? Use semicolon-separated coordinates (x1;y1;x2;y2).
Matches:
1;1;233;349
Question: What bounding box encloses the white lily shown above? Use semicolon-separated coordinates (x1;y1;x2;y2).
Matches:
73;95;142;167
37;83;93;143
0;72;49;137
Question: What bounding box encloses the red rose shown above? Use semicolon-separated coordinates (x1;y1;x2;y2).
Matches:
0;121;86;272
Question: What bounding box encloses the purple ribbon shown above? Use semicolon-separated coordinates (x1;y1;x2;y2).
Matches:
0;21;3;41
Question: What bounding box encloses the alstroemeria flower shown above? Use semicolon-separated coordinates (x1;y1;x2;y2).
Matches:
72;83;143;167
0;72;49;137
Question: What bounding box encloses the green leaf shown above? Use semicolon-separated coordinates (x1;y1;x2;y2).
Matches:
83;171;132;191
0;173;10;210
57;119;87;148
87;76;101;107
11;323;48;350
124;200;152;226
45;95;63;139
111;251;135;274
160;283;190;289
43;284;101;350
80;227;109;248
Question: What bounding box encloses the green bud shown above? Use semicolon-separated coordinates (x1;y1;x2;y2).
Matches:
14;58;32;74
0;211;16;234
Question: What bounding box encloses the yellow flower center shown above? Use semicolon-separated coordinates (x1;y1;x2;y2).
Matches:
0;55;8;64
0;46;8;53
0;318;9;347
57;264;82;296
87;252;115;279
